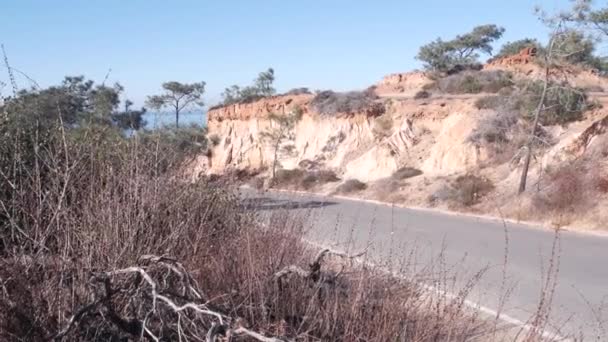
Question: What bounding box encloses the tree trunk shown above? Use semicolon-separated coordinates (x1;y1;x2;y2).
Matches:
175;109;180;129
518;65;549;194
271;140;280;183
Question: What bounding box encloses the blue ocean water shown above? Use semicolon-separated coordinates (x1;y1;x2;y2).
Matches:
143;111;207;129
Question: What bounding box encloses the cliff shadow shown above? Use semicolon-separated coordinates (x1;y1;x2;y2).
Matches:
241;196;337;211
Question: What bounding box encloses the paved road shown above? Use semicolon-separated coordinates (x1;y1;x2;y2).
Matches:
243;190;608;339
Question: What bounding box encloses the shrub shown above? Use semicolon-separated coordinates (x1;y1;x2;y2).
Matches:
519;81;589;125
209;133;221;146
392;167;423;180
372;178;401;202
298;159;322;170
274;168;307;187
248;176;266;190
273;168;340;190
493;38;543;60
469;110;519;145
372;114;394;139
474;95;501;110
414;90;431;99
310;89;384;116
533;163;586;213
284;87;311;95
583;85;604;93
449;174;494;207
300;170;340;190
434;70;513;94
336;179;367;194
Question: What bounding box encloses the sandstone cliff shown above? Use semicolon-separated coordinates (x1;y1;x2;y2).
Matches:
206;91;485;182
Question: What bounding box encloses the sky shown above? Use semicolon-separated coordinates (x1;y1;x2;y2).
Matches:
1;0;576;107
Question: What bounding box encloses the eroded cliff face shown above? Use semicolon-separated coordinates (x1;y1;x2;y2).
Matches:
206;91;485;181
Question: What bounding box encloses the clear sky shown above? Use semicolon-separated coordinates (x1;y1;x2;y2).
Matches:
1;0;573;107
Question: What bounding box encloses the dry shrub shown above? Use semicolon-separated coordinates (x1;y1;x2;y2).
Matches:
372;178;401;202
300;170;341;190
434;70;513;94
284;87;311;95
248;176;266;190
273;168;340;190
533;163;586;213
310;88;385;116
336;179;367;194
372;114;394;139
474;95;501;110
274;168;307;187
393;167;423;180
447;174;494;207
596;176;608;194
0;128;495;341
414;90;432;99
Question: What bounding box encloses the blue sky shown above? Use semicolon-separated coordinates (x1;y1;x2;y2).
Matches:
1;0;573;107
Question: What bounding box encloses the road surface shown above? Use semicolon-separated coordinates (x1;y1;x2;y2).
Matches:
243;190;608;339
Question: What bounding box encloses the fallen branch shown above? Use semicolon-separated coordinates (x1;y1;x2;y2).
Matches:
52;255;294;342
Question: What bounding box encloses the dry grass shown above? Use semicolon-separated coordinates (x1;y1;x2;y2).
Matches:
0;123;503;341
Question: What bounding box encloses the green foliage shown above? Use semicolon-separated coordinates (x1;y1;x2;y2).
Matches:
472;80;588;126
146;81;205;128
494;38;543;59
139;124;208;160
111;100;147;130
220;68;276;106
416;24;505;72
552;29;596;65
522;81;589;125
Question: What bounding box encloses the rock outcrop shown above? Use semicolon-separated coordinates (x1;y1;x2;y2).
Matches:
488;47;537;67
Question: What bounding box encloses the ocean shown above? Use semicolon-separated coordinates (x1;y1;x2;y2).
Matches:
142;110;207;129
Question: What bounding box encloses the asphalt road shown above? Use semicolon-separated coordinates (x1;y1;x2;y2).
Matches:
243;190;608;339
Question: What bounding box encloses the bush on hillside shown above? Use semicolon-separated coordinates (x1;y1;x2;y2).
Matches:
478;81;589;125
272;168;340;190
310;88;384;116
284;87;312;95
435;174;495;207
533;163;587;214
393;167;423;180
433;70;513;94
336;179;367;194
414;90;432;99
